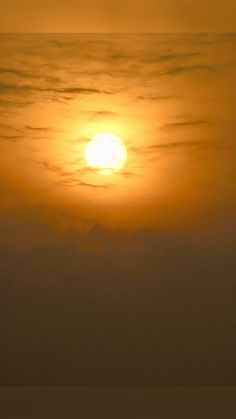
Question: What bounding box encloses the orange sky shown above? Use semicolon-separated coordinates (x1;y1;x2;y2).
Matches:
1;33;236;238
0;0;236;32
1;32;236;386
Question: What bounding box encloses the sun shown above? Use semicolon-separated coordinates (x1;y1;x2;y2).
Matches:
85;133;127;175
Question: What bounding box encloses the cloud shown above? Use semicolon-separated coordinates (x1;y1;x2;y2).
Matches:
0;221;236;384
0;67;62;83
148;140;209;150
35;159;109;190
163;64;215;75
0;83;113;96
162;120;208;128
0;67;33;77
142;52;201;64
137;95;176;101
0;135;24;142
72;181;108;189
60;87;113;95
132;139;215;157
24;126;51;131
89;110;117;117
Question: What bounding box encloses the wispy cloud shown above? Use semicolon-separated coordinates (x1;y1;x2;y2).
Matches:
0;67;33;77
148;140;209;150
142;52;201;64
0;83;114;96
163;65;215;75
35;159;109;190
162;120;208;129
0;67;61;83
132;139;214;156
89;110;117;117
24;126;51;131
137;95;176;101
0;134;24;142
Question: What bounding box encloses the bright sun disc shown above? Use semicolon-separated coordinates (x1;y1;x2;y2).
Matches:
85;133;127;174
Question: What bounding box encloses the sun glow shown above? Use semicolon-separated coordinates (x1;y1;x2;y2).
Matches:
85;133;127;175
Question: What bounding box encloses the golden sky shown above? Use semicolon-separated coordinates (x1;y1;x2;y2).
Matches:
1;34;236;237
1;33;236;385
0;0;236;32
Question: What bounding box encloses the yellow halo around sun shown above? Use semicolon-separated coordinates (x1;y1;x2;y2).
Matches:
85;133;127;174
